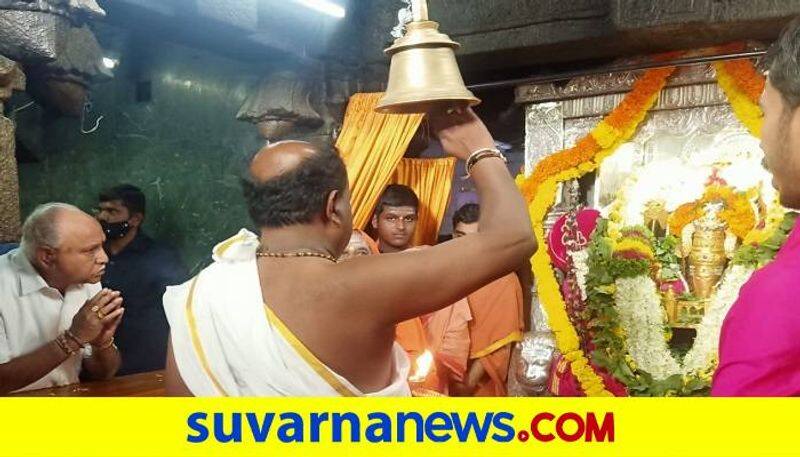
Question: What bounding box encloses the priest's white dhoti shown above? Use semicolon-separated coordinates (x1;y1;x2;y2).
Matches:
164;230;411;397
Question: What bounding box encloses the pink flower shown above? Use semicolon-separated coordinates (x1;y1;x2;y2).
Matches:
659;280;686;295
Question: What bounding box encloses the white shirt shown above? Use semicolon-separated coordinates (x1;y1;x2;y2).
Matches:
0;249;100;392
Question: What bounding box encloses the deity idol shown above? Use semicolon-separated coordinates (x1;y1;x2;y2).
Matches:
679;202;737;299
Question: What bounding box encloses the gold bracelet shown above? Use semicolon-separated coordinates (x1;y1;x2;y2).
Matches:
464;147;507;179
92;337;116;351
64;329;85;347
55;333;78;356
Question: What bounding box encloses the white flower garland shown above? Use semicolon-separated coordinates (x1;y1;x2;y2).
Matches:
611;154;772;229
612;265;753;381
682;265;754;373
592;153;779;387
614;276;681;380
568;249;590;301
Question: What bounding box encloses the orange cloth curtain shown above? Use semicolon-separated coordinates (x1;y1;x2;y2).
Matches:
336;93;424;229
390;157;457;246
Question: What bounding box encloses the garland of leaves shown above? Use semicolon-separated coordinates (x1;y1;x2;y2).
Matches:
734;212;798;268
562;210;592;350
584;213;797;396
516;45;766;396
516;65;678;397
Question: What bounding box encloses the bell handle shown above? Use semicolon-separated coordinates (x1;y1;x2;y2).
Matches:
411;0;429;21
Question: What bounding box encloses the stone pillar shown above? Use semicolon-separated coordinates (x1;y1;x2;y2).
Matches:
523;100;564;176
0;55;25;242
506;88;566;396
518;95;566;333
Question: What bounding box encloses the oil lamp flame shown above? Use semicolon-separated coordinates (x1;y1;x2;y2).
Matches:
410;350;433;382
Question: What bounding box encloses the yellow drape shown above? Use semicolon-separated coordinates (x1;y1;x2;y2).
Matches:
336;93;424;229
390;158;457;246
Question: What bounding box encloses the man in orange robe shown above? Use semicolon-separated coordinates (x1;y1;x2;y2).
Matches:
422;296;472;394
340;228;434;387
449;204;525;396
372;185;471;393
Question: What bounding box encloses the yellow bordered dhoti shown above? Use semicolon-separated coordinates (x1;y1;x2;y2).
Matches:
163;229;411;397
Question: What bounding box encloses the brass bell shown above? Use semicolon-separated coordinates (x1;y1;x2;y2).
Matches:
376;1;480;114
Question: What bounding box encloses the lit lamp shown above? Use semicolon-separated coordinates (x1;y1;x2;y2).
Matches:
408;350;445;397
376;0;480;114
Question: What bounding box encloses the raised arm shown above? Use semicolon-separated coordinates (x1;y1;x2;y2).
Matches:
334;108;536;324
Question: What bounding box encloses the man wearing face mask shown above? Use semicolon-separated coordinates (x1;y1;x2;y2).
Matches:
96;184;188;376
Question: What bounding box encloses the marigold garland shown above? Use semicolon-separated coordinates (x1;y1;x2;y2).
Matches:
518;47;767;397
516;67;675;202
613;239;656;260
668;203;700;237
520;66;676;396
743;196;786;246
667;185;757;239
714;43;764;100
714;59;765;138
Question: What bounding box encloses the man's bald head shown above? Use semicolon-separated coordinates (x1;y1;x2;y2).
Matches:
249;141;318;183
242;140;349;229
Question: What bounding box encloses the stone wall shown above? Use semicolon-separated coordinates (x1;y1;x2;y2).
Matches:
0;55;24;242
362;0;800;78
13;26;267;273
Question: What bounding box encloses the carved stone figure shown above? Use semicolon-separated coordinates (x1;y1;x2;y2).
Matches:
26;24;109;117
507;330;559;396
237;71;323;141
0;0;105;62
0;55;25;242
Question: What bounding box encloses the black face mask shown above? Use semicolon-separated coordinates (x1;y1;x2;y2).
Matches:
100;220;131;240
